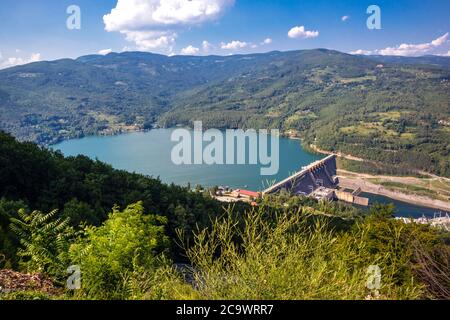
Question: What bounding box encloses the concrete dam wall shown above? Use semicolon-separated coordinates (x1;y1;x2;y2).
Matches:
263;155;339;196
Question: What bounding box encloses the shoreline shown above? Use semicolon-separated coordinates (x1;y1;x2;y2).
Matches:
299;141;449;212
337;173;450;212
52;130;449;212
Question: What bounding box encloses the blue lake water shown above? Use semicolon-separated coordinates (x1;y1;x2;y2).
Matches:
53;129;444;218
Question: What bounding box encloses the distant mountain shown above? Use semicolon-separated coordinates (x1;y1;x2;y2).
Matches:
362;54;450;69
0;49;376;143
0;49;449;176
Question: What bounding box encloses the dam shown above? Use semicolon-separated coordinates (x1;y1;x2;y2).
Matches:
263;154;339;196
263;155;369;206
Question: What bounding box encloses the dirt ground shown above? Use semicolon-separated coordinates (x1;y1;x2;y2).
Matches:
338;170;450;212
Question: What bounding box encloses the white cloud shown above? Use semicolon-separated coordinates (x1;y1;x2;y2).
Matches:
261;38;272;45
288;26;319;39
181;45;200;55
0;53;42;70
379;33;448;56
351;33;449;57
104;0;234;31
220;40;249;50
349;49;373;55
437;50;450;57
432;34;448;46
98;49;113;55
341;15;350;22
104;0;234;54
122;30;177;53
202;40;213;52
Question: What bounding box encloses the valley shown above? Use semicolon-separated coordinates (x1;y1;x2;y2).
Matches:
0;49;449;178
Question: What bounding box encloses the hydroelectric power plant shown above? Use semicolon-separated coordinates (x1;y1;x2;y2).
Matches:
263;155;369;206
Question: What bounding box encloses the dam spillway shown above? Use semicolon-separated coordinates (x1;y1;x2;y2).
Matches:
263;155;339;196
263;154;369;206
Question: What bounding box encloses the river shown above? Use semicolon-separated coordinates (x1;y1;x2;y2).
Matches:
53;129;443;218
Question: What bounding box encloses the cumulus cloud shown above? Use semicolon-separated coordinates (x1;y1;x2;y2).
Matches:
103;0;234;54
261;38;272;45
0;52;42;70
288;26;319;39
181;45;200;55
98;49;113;55
202;40;213;52
379;33;448;56
351;33;449;57
104;0;234;31
341;15;350;22
349;49;373;55
123;30;177;52
220;40;249;50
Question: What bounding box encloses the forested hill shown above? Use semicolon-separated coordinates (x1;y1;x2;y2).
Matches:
0;130;225;264
363;54;450;68
1;130;449;300
0;49;449;176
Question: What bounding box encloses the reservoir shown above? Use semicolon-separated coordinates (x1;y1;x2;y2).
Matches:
53;129;443;218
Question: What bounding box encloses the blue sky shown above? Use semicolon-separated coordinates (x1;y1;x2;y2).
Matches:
0;0;449;68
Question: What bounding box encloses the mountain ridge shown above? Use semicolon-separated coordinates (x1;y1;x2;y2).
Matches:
2;48;449;71
0;48;449;176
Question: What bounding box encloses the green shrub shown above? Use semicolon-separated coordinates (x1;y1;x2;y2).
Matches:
69;202;170;300
150;205;425;300
10;209;74;280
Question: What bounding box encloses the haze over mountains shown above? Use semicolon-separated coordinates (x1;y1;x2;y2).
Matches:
0;49;449;176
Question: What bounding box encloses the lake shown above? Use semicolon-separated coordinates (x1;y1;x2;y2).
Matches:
53;129;442;218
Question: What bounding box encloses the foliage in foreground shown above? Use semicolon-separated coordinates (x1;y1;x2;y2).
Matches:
10;209;73;280
69;202;170;300
0;130;225;268
149;206;435;300
2;201;449;300
0;291;52;300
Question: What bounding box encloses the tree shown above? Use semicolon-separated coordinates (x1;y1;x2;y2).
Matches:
369;203;396;219
62;199;98;227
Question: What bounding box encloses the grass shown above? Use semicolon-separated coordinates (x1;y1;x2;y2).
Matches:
87;111;119;124
400;132;416;140
430;180;450;194
147;206;425;300
336;158;427;178
376;111;402;121
4;201;448;300
340;122;398;137
375;180;449;201
285;111;318;126
339;75;377;84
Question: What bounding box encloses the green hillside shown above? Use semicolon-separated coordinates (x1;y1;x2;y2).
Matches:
0;132;449;300
0;49;449;176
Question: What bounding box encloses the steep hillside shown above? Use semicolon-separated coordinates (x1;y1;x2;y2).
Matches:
0;49;449;176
